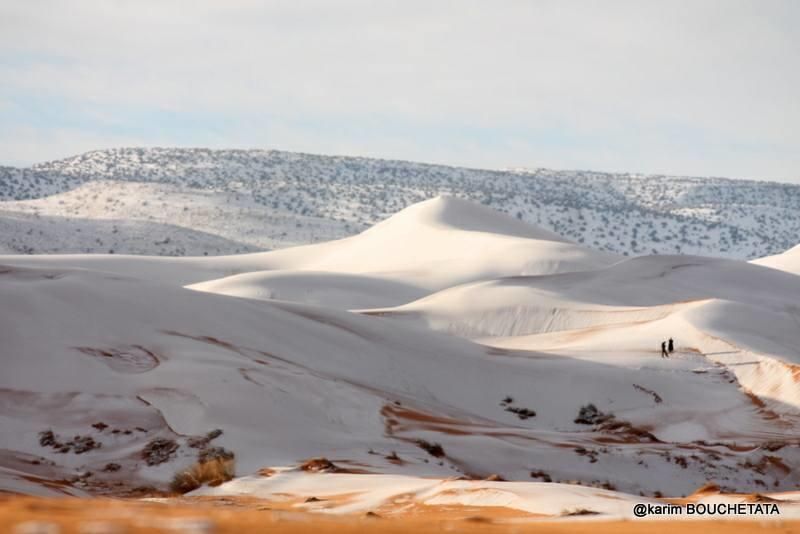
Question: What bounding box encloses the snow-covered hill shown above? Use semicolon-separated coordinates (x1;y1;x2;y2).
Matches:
2;147;799;258
1;196;617;299
3;196;800;512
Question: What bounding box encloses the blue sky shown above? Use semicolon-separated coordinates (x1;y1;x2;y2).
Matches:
0;0;798;182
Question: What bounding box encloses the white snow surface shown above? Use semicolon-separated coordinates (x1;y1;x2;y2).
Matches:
753;244;800;275
2;195;800;516
194;471;800;519
194;471;651;518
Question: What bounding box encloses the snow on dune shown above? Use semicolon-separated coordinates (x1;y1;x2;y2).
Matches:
0;264;488;470
369;251;800;417
3;261;800;498
753;244;800;275
359;194;570;243
277;196;616;290
194;471;651;518
0;195;617;301
372;255;800;338
188;270;427;309
0;466;88;497
195;471;800;519
3;196;800;511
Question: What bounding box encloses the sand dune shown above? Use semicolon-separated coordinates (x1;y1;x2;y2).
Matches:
2;197;800;522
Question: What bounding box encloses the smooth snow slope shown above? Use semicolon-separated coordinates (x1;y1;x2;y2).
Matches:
370;254;800;410
188;271;428;310
373;255;800;337
362;249;800;456
753;244;800;275
0;196;617;302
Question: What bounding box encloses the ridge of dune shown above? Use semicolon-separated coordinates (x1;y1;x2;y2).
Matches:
188;270;427;309
0;196;618;299
361;195;571;242
752;244;800;275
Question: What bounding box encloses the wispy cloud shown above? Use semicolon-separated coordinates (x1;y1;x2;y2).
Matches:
0;0;798;181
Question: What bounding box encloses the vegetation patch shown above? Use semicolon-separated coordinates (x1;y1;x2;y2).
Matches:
170;448;236;494
574;404;612;425
500;397;536;420
415;439;445;458
300;457;342;473
188;429;223;449
38;430;102;455
142;438;179;466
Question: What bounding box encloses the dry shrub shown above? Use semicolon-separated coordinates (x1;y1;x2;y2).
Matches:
529;469;552;482
142;438;179;466
574;404;612;425
415;439;445;458
561;508;600;516
691;482;719;495
299;457;341;473
596;419;660;443
170;452;235;494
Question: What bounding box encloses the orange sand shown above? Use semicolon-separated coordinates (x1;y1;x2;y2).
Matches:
1;495;800;534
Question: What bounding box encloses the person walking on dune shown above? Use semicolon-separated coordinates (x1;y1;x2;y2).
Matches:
668;337;674;354
661;341;669;358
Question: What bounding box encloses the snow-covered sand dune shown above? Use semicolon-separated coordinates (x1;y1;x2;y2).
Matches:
2;196;800;518
369;254;800;337
194;470;800;520
753;244;800;276
188;270;427;310
0;196;617;298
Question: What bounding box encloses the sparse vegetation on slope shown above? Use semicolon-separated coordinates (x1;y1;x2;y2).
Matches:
2;148;798;257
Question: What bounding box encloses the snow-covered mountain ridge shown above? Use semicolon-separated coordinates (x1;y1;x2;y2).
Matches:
1;147;798;258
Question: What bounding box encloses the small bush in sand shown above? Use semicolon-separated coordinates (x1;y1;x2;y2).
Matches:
198;446;234;463
504;405;536;420
574;404;612;425
384;451;402;464
170;449;235;494
142;438;179;466
561;508;600;516
415;439;445;458
187;429;223;449
299;457;341;473
102;462;121;473
529;470;552;482
38;430;58;447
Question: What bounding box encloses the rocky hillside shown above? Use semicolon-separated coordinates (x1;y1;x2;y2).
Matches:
1;148;798;257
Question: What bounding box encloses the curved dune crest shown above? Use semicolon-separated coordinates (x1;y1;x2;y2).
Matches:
753;244;800;275
188;270;427;309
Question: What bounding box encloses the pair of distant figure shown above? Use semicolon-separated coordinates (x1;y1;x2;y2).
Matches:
661;338;674;358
